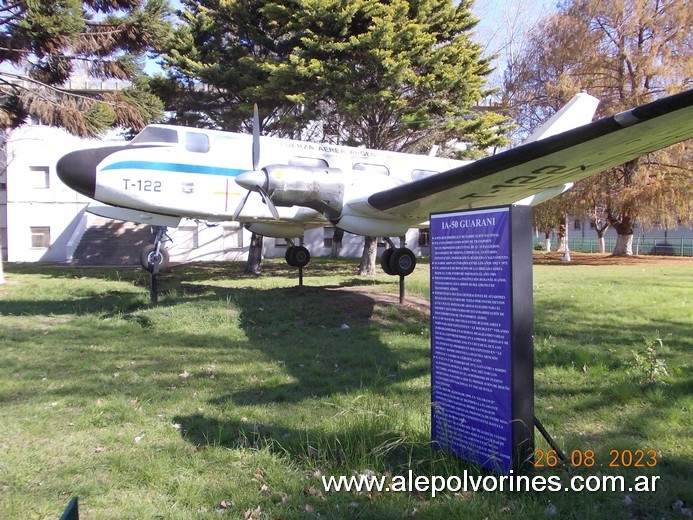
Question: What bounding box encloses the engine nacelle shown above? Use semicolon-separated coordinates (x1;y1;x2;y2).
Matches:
333;213;410;237
264;165;344;219
245;222;308;238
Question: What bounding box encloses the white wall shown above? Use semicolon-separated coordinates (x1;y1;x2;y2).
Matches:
4;125;123;262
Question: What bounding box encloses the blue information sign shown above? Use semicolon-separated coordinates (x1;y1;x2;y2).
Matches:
430;206;533;474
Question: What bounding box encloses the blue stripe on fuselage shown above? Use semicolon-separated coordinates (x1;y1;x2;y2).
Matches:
101;161;245;177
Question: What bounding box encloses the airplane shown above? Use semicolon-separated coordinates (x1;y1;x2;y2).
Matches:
56;88;693;277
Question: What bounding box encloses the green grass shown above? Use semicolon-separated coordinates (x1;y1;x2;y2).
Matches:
0;258;691;519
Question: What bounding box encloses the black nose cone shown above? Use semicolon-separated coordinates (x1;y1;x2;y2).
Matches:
56;146;127;199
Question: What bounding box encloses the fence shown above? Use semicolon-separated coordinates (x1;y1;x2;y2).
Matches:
533;237;693;256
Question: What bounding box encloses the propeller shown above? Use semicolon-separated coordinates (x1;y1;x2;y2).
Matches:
233;104;280;221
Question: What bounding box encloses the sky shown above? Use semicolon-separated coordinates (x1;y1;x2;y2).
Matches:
471;0;557;88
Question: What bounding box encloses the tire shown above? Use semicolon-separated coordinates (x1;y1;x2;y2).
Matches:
380;248;395;275
285;246;295;265
288;245;310;268
141;244;170;272
389;248;416;277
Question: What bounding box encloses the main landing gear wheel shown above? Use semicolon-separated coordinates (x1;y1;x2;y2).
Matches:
285;245;310;268
384;248;416;277
141;244;170;273
380;249;395;275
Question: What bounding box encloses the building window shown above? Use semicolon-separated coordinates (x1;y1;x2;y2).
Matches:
323;227;334;248
222;225;243;249
573;219;581;230
418;228;430;247
0;227;6;262
0;182;7;191
30;226;50;248
179;225;199;249
30;166;50;189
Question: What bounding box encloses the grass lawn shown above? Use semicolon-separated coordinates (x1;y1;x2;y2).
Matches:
0;256;691;519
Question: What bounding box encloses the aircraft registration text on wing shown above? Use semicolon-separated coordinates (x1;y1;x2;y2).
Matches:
57;89;693;276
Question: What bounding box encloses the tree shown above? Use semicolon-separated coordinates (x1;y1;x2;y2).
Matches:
163;0;509;274
161;0;324;273
159;0;317;135
505;0;692;255
0;0;172;137
533;195;568;252
291;0;510;273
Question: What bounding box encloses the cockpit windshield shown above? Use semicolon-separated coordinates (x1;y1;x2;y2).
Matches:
130;126;179;145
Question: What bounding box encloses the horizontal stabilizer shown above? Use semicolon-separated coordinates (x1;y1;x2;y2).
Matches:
524;93;600;143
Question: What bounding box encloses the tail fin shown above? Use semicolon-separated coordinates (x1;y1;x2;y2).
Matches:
523;93;600;144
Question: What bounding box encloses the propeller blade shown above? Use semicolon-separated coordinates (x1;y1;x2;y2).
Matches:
252;104;260;170
232;190;251;220
233;104;262;220
256;184;280;221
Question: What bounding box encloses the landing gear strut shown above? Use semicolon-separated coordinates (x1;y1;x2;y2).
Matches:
381;238;417;304
142;226;171;304
141;226;170;273
285;239;311;286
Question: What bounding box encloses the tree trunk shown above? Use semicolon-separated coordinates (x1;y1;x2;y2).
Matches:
611;215;635;256
556;223;566;252
358;236;378;275
330;227;344;258
613;234;634;256
593;221;609;253
245;233;263;274
544;233;551;252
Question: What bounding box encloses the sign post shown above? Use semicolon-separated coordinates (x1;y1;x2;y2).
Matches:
430;205;534;474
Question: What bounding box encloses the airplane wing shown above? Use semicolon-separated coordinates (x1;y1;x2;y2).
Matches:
368;89;693;222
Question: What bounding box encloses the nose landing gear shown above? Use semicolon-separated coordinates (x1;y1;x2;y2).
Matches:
141;226;171;304
141;226;171;273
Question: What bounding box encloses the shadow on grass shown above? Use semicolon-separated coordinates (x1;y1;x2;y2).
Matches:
4;258;375;283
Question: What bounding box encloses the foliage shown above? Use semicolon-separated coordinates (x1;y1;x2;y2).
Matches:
162;0;511;273
282;0;509;156
0;0;172;136
162;0;509;155
632;333;670;385
504;0;692;254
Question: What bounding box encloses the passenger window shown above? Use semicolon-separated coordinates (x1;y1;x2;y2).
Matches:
185;132;210;153
289;157;329;168
353;163;390;176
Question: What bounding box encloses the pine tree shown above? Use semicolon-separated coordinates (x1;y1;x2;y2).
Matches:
163;0;508;273
0;0;172;136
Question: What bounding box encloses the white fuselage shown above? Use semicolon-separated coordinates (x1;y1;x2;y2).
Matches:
92;125;466;232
